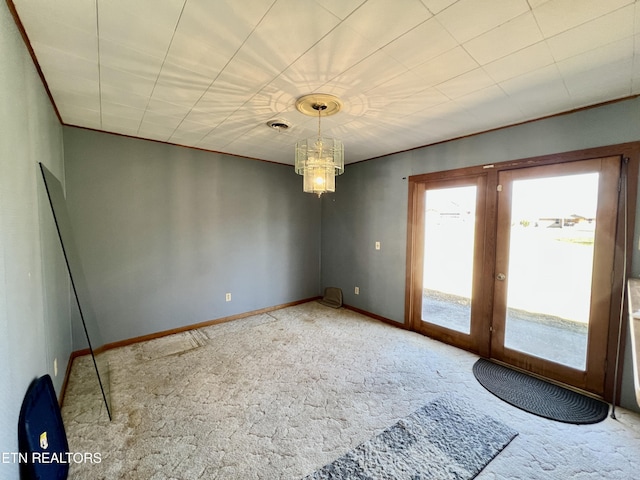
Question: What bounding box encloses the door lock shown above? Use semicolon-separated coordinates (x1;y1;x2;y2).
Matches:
496;273;506;281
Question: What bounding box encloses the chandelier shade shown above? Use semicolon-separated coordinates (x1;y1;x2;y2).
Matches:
294;94;345;197
295;136;344;196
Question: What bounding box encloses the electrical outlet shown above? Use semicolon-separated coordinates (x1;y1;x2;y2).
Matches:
225;293;232;302
54;358;58;377
375;241;381;250
355;286;359;295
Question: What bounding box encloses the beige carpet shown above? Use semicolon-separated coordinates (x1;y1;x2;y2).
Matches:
61;302;640;479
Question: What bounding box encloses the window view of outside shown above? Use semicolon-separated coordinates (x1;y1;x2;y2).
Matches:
422;185;477;334
504;173;598;370
421;173;598;372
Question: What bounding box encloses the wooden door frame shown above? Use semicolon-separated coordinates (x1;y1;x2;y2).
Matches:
491;157;620;394
405;142;640;403
406;174;489;353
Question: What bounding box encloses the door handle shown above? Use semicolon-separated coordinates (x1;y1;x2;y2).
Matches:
496;273;506;281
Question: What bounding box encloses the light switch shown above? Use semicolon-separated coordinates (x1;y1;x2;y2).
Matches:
375;241;381;250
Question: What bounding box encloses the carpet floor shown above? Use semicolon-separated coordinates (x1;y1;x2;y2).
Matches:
61;302;640;479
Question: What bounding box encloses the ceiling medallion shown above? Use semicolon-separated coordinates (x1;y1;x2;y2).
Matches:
294;94;345;197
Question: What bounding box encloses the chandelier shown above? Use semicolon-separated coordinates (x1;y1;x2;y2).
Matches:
294;94;344;197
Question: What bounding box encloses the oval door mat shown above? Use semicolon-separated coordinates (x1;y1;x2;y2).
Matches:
473;358;609;424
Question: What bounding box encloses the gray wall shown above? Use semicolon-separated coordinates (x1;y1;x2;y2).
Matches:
63;127;321;346
321;96;640;411
0;3;71;479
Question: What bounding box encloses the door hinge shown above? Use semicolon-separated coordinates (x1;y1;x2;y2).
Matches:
497;184;502;192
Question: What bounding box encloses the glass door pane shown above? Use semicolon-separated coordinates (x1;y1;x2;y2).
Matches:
502;173;598;370
422;185;477;334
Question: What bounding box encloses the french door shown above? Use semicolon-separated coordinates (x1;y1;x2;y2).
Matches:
407;155;624;396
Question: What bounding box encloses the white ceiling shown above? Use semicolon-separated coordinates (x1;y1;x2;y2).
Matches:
11;0;640;165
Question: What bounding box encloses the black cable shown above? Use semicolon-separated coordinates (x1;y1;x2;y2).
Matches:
611;157;629;420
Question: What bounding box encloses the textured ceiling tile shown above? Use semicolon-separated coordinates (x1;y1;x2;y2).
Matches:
137;119;180;141
46;74;100;104
100;85;152;112
341;0;432;49
98;0;184;58
419;0;459;15
100;66;157;99
31;42;99;83
49;88;101;117
365;71;430;106
12;0;640;164
165;0;273;76
463;12;543;66
499;64;564;97
483;42;555;83
99;39;164;78
27;21;98;63
454;85;524;125
500;65;573;116
556;37;634;79
101;101;145;121
169;120;217;144
436;0;530;43
382;17;458;70
313;0;367;19
532;0;633;38
150;63;213;105
57;104;101;129
207;0;343;106
546;5;634;62
102;0;186;31
280;22;376;89
436;68;496;99
332;50;410;98
182;108;229;128
101;115;144;133
559;39;634;101
384;87;450;116
243;0;342;71
163;36;233;81
411;47;479;86
14;0;95;30
145;98;193;119
527;0;551;7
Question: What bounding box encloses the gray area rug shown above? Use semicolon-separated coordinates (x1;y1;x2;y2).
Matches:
303;396;518;480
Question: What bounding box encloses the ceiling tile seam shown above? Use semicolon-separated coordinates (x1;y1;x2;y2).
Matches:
302;19;447;117
418;42;481;97
434;0;530;46
185;1;436;151
441;11;543;70
522;3;573;104
532;1;634;43
312;0;368;21
133;0;188;137
418;0;437;16
535;5;638;104
186;0;434;151
186;0;385;151
166;0;281;147
383;15;450;71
